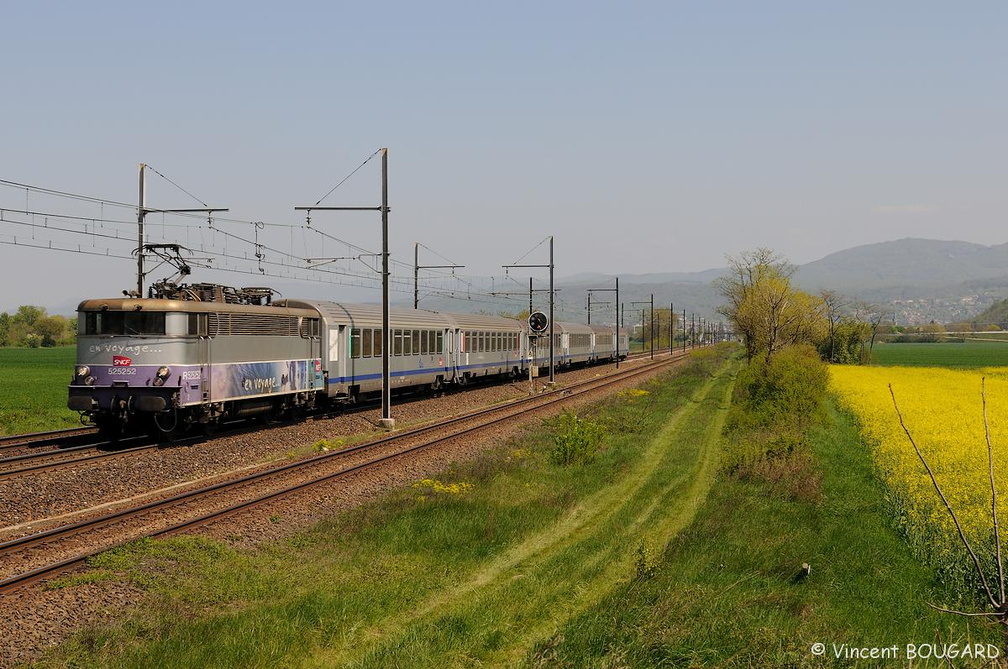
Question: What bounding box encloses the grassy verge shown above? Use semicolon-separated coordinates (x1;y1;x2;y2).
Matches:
34;348;735;668
0;346;77;434
528;362;1001;666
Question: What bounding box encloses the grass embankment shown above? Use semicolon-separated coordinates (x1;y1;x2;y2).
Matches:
872;340;1008;368
36;347;735;667
0;346;77;434
533;347;1000;667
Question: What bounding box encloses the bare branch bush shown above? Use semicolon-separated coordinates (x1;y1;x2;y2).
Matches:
890;380;1008;655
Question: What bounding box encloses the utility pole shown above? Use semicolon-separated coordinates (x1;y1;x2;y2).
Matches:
628;299;652;357
135;163;227;296
586;277;620;369
682;309;687;352
296;148;393;429
503;236;555;384
669;302;674;355
413;243;463;309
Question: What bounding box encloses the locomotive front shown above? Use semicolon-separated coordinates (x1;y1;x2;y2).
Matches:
68;298;207;438
68;292;325;440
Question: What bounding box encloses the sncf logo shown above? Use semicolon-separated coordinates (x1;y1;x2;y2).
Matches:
113;356;133;367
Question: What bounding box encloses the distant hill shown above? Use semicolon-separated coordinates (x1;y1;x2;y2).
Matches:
790;238;1008;324
970;297;1008;329
793;238;1008;291
413;238;1008;326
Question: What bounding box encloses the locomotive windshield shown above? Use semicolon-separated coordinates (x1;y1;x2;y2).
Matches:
83;311;167;336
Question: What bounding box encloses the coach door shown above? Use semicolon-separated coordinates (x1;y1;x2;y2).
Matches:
328;326;345;389
448;328;461;381
191;312;211;404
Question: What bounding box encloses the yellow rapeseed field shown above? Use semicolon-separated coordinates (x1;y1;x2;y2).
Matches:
830;366;1008;574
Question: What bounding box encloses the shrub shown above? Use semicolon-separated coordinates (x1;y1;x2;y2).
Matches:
723;344;828;499
730;344;828;431
549;411;601;466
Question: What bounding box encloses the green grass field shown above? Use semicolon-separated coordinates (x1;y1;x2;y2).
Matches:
872;340;1008;368
0;346;78;434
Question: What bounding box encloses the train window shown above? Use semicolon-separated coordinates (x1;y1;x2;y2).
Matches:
372;329;382;357
350;328;362;359
362;328;373;357
299;318;320;339
403;330;413;356
394;329;403;356
412;330;420;355
436;331;443;354
419;330;428;355
188;313;208;336
84;311;166;336
128;312;164;335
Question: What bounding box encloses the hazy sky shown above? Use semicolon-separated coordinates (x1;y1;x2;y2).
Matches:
2;1;1005;313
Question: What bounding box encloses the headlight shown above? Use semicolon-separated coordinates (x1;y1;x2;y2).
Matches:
75;365;90;379
84;376;96;386
153;366;170;387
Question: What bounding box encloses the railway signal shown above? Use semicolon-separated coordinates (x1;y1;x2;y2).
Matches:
528;310;549;334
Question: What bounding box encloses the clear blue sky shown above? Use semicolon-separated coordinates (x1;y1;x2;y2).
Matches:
2;1;1005;313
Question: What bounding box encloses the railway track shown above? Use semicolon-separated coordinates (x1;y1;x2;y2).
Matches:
0;349;689;594
0;350;665;480
0;438;154;480
0;427;100;457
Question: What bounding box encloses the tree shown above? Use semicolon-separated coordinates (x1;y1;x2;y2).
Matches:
819;290;847;362
35;315;72;347
13;305;46;328
714;248;826;363
640;309;678;348
0;306;76;347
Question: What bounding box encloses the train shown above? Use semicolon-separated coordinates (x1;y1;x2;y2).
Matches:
67;283;629;439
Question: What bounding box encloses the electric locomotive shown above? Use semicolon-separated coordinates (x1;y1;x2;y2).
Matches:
68;283;323;439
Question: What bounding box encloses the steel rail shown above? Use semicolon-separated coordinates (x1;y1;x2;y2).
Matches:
0;427;99;454
0;440;156;480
